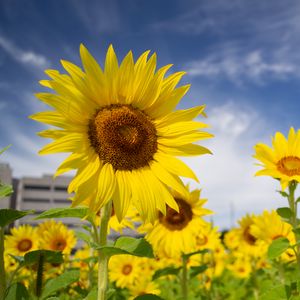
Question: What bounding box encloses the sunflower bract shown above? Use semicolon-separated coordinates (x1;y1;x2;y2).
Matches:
31;44;212;222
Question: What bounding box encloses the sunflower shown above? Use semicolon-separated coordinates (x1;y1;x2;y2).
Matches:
5;225;39;256
250;210;293;244
254;127;300;190
31;44;212;223
196;224;222;251
38;220;76;254
108;254;142;288
227;256;252;279
145;188;212;258
128;278;161;300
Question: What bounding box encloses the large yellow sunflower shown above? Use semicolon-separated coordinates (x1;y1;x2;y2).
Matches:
144;188;212;258
31;44;212;222
5;225;39;256
254;127;300;190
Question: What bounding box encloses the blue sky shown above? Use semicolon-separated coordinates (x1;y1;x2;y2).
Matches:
0;0;299;228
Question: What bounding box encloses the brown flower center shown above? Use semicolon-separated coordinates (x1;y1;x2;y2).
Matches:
277;156;300;176
197;235;208;246
243;226;257;245
17;239;33;252
122;264;133;275
159;198;193;231
52;238;67;251
88;104;157;171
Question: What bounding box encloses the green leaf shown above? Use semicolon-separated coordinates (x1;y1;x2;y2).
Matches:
278;190;289;198
95;237;154;258
84;289;97;300
152;266;182;280
0;184;13;197
35;207;88;220
260;284;291;300
190;265;208;278
277;207;292;219
0;209;34;228
0;145;11;156
75;231;92;245
182;249;209;260
23;250;63;266
5;282;29;300
41;270;80;299
268;237;290;259
134;295;164;300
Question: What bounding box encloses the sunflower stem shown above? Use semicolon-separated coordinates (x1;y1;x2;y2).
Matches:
0;227;6;300
181;255;189;300
97;200;112;300
287;181;300;270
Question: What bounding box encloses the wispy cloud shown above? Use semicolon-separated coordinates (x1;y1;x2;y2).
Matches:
185;48;295;84
183;102;283;228
0;35;50;69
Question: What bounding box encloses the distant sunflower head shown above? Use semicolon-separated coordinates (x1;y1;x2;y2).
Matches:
250;210;294;245
254;127;300;190
31;44;212;223
5;225;39;256
109;254;142;289
38;220;76;254
145;187;212;258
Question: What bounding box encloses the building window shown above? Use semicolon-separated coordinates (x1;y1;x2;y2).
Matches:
23;198;50;203
24;185;50;190
54;186;68;192
53;199;71;204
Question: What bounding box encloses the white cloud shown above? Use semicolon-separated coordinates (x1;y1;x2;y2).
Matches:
186;48;295;84
0;36;50;69
183;102;284;228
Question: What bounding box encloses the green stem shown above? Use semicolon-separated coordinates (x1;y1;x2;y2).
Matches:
287;181;300;270
0;227;6;300
181;255;188;300
97;200;112;300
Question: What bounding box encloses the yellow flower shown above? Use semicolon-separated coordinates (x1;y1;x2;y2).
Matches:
145;188;212;258
234;214;268;257
227;257;252;279
254;127;300;190
31;44;212;222
109;254;142;288
38;220;76;254
5;225;39;256
128;278;160;300
250;210;293;244
196;224;222;251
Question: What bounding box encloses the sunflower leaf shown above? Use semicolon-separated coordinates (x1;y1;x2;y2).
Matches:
0;209;34;228
277;190;289;198
268;237;290;260
0;144;11;156
190;264;208;278
34;207;89;220
41;270;80;299
23;250;64;266
277;207;292;219
152;266;182;280
94;237;154;258
5;282;29;300
260;284;291;300
0;184;13;198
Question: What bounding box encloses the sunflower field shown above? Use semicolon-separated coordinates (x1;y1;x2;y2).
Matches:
1;45;300;300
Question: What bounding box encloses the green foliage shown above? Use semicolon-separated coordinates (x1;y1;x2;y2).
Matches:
35;207;89;220
0;184;13;198
260;284;291;300
152;266;182;280
190;265;208;278
41;270;80;299
0;209;34;228
0;145;11;156
95;237;154;258
268;237;290;259
23;250;64;266
277;207;293;219
5;282;29;300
